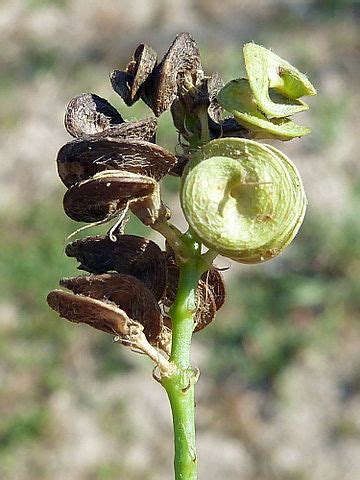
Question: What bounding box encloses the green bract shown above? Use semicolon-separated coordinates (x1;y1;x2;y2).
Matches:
217;79;310;140
243;43;316;118
181;138;307;264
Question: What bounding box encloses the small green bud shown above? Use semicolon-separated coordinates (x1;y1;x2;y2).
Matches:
217;79;310;140
181;138;307;264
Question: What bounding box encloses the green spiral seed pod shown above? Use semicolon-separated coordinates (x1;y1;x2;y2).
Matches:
181;138;307;264
243;43;316;118
217;79;310;140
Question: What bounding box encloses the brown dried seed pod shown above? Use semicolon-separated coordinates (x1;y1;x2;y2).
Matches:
91;117;157;143
142;32;203;116
63;171;156;223
47;289;137;337
57;137;177;188
200;268;226;311
59;273;162;342
163;263;179;307
194;280;217;332
109;70;133;105
64;93;124;138
207;72;224;123
129;184;167;226
65;234;167;301
110;43;157;106
126;44;158;101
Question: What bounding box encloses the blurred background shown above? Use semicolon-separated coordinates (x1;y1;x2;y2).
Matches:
1;1;359;479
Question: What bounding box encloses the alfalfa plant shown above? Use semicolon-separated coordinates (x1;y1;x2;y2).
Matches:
47;33;316;479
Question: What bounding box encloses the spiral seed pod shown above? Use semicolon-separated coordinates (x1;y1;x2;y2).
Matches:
142;32;203;116
91;117;157;143
181;138;307;264
65;234;167;300
63;171;157;223
64;93;124;138
243;43;316;118
126;43;158;101
110;43;157;106
57;137;177;187
217;79;310;140
59;273;162;342
47;289;138;337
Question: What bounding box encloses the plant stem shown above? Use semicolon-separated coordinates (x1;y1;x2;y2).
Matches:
162;239;204;480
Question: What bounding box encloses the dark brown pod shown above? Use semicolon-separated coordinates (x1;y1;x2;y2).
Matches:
142;32;203;116
57;137;177;188
200;268;226;311
193;280;217;332
110;43;157;106
126;44;158;101
64;93;124;138
91;117;157;143
207;72;224;123
163;258;223;332
109;70;133;106
47;289;136;337
59;273;162;342
63;172;156;223
163;263;179;307
65;234;167;301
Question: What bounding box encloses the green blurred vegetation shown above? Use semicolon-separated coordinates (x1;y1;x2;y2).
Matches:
204;191;360;386
0;1;359;477
1;186;359;393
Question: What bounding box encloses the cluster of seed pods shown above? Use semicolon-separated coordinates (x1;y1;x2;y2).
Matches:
47;33;228;355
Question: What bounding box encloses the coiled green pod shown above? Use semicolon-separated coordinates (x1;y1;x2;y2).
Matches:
181;138;307;264
217;43;316;140
243;43;316;118
217;79;310;140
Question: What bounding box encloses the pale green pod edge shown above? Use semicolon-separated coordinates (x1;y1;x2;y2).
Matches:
181;138;307;264
243;43;316;118
217;79;311;140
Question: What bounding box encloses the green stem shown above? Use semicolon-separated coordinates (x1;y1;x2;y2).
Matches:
162;239;204;480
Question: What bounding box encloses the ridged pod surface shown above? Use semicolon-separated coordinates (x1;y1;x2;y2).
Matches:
181;138;307;263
